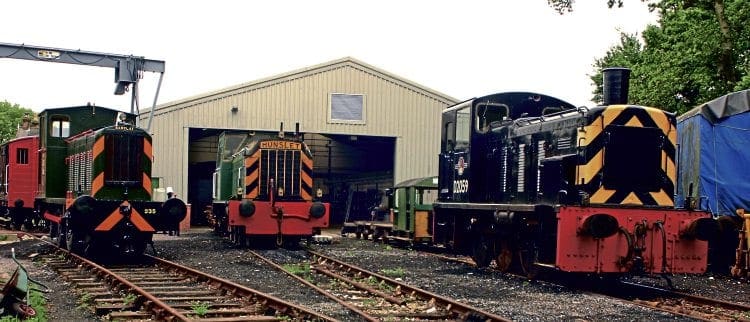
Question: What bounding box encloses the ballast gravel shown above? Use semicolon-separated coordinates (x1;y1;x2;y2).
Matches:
1;228;748;321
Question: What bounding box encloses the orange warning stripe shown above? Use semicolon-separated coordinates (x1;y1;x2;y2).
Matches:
143;137;153;161
95;212;122;231
302;155;312;170
142;173;152;197
129;208;155;232
95;201;155;232
92;173;104;196
93;137;105;158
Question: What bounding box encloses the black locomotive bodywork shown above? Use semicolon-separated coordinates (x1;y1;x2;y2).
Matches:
433;69;716;275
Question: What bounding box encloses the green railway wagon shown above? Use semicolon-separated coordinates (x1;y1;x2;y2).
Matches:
345;176;438;244
388;176;439;244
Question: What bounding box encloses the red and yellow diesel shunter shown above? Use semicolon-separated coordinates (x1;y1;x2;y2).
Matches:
211;124;329;247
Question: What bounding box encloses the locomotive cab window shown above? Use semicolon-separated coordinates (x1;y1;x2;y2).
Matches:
542;106;563;116
475;103;509;133
16;148;28;164
50;116;70;138
454;106;471;150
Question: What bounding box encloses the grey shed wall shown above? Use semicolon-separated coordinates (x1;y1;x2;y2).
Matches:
140;57;458;197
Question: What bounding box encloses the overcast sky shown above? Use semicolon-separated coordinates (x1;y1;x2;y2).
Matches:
1;1;657;112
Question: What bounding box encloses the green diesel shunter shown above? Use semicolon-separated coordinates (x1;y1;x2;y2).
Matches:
37;105;186;257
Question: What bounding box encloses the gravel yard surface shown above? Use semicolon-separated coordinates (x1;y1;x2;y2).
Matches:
154;229;359;321
310;237;696;321
1;228;748;321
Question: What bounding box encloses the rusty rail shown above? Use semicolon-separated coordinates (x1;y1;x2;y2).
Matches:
145;254;336;321
32;236;335;321
250;248;511;321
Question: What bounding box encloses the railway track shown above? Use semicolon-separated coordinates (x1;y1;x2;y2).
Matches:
617;281;750;321
250;248;510;322
412;245;750;321
40;245;335;321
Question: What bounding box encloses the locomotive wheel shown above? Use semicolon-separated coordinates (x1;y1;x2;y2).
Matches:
132;241;147;256
57;223;67;249
283;236;302;249
495;241;513;272
65;226;85;255
237;227;247;247
471;235;493;268
231;227;238;244
518;243;540;279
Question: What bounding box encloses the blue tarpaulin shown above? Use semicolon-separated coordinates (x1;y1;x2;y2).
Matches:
676;90;750;217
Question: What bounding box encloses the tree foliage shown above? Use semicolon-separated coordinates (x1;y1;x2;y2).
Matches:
0;100;34;143
551;0;750;113
548;0;627;14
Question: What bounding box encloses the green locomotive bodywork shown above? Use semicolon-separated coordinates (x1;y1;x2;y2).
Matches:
36;105;186;257
38;106;135;200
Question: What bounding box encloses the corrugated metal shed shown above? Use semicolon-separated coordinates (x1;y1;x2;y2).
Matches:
140;57;458;200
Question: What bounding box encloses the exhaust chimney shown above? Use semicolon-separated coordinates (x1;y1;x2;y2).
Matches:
21;113;30;130
602;67;630;105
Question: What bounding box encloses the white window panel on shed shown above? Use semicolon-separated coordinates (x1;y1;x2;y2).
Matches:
329;93;365;124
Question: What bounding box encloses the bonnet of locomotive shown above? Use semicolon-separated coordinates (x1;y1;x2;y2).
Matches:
236;136;315;202
66;123;186;233
67;125;154;201
575;68;677;207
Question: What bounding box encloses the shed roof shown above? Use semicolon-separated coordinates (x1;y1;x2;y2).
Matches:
152;57;458;111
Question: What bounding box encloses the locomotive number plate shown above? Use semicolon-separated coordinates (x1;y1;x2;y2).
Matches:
453;179;469;194
143;208;157;214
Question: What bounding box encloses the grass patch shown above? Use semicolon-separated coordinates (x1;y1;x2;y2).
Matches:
361;298;378;306
190;302;210;317
77;292;93;310
380;267;405;278
122;293;137;306
379;281;394;292
282;263;310;276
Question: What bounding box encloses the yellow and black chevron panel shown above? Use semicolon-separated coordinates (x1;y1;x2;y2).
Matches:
300;152;313;201
244;150;261;198
576;105;676;207
244;140;313;201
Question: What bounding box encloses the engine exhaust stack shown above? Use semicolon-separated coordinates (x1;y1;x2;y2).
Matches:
602;67;631;105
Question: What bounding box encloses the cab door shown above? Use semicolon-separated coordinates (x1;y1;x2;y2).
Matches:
438;103;471;202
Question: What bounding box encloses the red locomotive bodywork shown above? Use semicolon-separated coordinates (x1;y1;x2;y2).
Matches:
556;206;709;274
227;200;329;236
